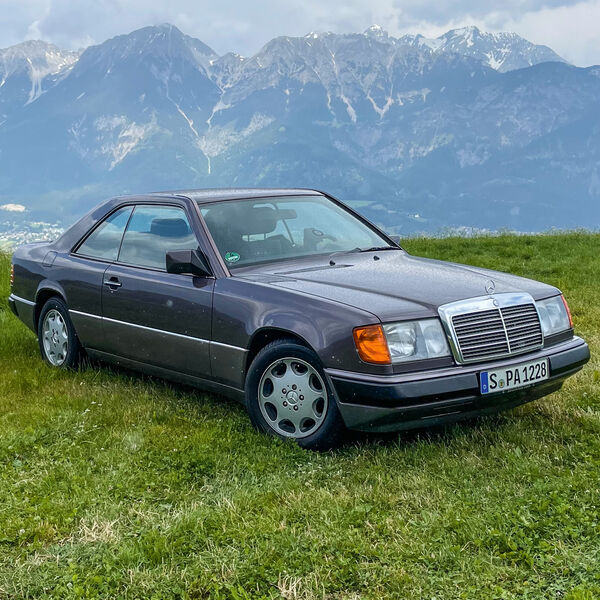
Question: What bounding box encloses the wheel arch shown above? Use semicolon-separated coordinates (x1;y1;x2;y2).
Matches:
34;283;67;328
244;327;313;379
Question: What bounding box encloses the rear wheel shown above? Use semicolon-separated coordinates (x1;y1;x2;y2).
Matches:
37;297;82;369
245;339;346;450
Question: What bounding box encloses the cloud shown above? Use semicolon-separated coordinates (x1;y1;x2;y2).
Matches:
501;1;600;66
0;0;598;66
0;203;27;212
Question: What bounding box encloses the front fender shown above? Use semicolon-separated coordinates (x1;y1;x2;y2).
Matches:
210;277;389;390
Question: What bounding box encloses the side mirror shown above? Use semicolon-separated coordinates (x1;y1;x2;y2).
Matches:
389;234;401;246
166;249;212;277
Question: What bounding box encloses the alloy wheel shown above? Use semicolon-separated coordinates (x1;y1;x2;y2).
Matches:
42;309;69;366
258;357;329;438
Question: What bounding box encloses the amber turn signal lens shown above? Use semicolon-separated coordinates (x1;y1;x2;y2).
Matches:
561;295;573;328
353;324;391;365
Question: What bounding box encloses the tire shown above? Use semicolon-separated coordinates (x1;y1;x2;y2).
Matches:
37;296;83;369
245;339;346;450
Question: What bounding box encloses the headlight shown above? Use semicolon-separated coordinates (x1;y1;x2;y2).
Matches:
383;318;451;364
536;295;573;337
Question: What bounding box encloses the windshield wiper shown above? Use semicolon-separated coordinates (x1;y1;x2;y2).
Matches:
357;246;400;253
328;245;400;264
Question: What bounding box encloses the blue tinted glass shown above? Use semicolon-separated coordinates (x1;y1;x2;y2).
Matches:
118;206;197;269
200;195;390;267
76;206;132;261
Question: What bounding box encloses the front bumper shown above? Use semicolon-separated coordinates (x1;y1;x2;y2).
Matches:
325;336;590;432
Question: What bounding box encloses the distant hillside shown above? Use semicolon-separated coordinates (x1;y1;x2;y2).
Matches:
1;24;599;234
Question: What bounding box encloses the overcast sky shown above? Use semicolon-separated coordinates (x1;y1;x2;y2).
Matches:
0;0;598;66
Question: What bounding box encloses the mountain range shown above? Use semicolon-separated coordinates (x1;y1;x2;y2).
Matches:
0;23;598;234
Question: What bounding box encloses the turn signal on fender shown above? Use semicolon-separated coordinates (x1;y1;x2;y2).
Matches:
353;324;392;365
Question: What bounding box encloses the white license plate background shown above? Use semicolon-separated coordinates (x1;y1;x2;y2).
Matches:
480;358;549;395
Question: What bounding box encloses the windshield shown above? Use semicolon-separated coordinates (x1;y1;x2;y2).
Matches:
199;195;393;268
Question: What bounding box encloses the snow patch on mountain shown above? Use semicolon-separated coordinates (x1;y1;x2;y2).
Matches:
364;25;388;39
94;115;157;169
0;41;79;104
368;94;394;118
457;146;490;167
198;113;274;159
340;94;357;122
206;99;232;126
395;25;565;72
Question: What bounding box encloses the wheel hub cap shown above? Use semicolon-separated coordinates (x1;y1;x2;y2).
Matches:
285;390;299;404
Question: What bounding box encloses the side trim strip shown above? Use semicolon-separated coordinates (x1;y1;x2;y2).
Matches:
69;309;101;320
102;315;210;344
211;339;249;352
68;309;247;352
9;293;36;306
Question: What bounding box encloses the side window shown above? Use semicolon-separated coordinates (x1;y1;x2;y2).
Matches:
75;206;133;261
118;205;197;270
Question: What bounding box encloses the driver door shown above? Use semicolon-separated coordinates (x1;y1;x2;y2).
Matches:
101;204;214;379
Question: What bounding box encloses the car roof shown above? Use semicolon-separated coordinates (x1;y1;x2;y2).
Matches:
136;188;324;204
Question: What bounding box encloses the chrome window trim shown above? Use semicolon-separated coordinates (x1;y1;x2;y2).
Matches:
68;309;247;352
438;293;544;364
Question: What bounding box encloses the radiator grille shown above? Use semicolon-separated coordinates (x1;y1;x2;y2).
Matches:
451;303;543;363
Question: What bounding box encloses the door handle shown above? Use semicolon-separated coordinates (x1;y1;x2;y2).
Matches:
103;277;122;289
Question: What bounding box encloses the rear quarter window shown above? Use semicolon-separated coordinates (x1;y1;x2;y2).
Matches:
75;206;133;261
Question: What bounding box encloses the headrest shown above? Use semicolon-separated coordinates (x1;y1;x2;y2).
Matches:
245;206;277;235
150;218;190;238
203;205;278;236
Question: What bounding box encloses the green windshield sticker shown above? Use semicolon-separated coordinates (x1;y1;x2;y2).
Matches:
224;251;240;264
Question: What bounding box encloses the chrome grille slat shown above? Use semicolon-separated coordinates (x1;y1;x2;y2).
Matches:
453;314;500;323
502;305;537;313
455;322;503;331
455;329;506;340
454;321;503;331
508;331;542;341
463;348;506;359
462;343;510;353
504;314;538;321
441;294;544;364
503;322;538;332
456;316;502;329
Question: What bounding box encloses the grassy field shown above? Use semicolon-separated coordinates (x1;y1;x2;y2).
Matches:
0;233;598;599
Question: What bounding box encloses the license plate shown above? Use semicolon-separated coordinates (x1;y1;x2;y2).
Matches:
480;358;549;395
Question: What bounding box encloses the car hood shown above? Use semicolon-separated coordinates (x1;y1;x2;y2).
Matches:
236;251;559;322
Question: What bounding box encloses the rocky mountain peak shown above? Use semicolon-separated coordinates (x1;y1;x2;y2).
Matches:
364;25;389;39
75;24;218;75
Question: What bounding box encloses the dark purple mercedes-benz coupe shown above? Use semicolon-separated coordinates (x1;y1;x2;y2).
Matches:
8;189;589;449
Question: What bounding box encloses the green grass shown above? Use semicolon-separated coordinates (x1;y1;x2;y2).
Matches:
0;233;599;599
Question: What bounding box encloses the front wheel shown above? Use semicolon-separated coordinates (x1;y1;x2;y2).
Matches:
37;297;83;369
245;339;346;450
